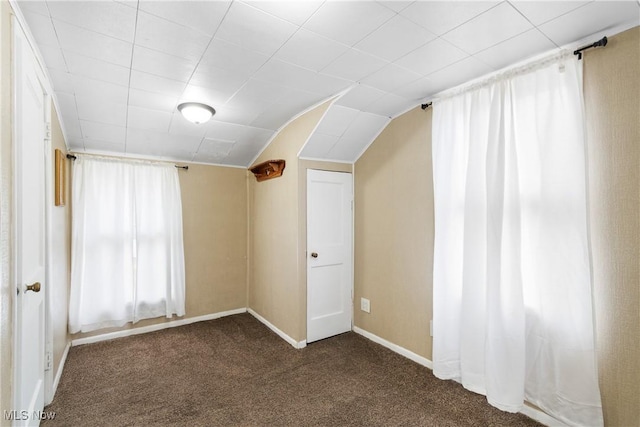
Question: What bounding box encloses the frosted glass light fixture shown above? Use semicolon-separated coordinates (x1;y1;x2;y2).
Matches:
177;102;215;124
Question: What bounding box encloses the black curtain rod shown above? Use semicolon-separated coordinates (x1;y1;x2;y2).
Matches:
66;153;188;170
574;36;607;60
421;102;432;110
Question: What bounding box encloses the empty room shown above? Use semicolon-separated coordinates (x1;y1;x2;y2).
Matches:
0;0;638;426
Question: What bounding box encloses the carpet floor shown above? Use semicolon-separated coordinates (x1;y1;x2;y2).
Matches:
44;313;541;426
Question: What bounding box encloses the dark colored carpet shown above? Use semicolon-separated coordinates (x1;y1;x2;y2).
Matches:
44;313;541;426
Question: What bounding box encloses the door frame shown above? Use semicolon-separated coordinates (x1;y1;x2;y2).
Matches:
305;169;354;342
11;14;54;415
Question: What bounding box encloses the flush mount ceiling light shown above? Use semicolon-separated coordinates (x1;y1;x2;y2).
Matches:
177;102;216;124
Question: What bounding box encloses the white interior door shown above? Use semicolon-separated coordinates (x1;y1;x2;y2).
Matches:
307;170;353;343
14;21;47;426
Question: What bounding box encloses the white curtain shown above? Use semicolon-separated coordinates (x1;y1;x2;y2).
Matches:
69;156;185;333
431;54;603;426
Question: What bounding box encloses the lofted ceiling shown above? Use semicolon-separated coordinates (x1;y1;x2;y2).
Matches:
15;0;640;167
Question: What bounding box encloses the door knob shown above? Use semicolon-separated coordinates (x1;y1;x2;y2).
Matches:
311;252;318;258
26;282;41;293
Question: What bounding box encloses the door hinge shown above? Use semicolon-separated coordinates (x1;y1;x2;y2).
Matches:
44;122;51;142
45;350;52;371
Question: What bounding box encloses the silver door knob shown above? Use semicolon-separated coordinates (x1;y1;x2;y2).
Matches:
311;252;318;258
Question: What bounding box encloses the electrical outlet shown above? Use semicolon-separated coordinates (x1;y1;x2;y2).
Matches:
360;297;370;313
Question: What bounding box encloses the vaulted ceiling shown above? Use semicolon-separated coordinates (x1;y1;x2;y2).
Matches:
15;1;640;166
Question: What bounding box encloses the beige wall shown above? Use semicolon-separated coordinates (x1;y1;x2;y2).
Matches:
50;105;71;382
583;26;640;427
353;27;640;426
74;162;248;340
354;106;434;359
0;0;13;421
247;102;330;342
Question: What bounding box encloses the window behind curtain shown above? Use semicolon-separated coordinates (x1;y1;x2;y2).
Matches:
431;54;603;426
69;156;185;333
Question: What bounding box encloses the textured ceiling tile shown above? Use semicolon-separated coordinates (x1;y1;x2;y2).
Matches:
131;45;197;82
48;1;137;42
197;138;236;157
424;56;494;95
355;15;436;62
250;102;306;130
442;3;533;54
361;63;422;94
393;76;437;101
335;84;386;111
321;49;388;82
22;11;58;48
275;29;350;72
128;88;178;112
58;113;83;139
180;84;235;111
366;93;416;118
75;96;127;127
396;38;468;76
54;20;133;67
299;132;340;159
127;105;173;133
399;1;498;36
129;70;186;98
225;79;288;109
169;113;210;138
511;1;590;26
54;92;78;119
376;1;414;13
303;1;395;46
538;1;640;46
83;138;126;152
341;112;390;142
474;29;557;71
39;45;67;71
189;64;249;98
73;76;129;105
245;1;324;26
206;121;249;140
314;105;360;137
138;0;230;36
215;2;298;57
79;120;126;144
64;51;130;86
326;136;368;161
199;38;270;78
135;11;211;61
18;0;49;16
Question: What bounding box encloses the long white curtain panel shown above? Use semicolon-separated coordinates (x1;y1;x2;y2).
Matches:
69;156;185;333
431;54;602;426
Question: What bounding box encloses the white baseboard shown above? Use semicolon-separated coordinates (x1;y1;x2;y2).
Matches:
353;326;433;369
353;326;563;427
71;308;247;346
521;404;568;427
51;341;70;398
247;308;306;349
